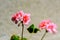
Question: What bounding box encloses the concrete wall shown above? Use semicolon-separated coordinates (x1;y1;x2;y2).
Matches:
0;0;60;40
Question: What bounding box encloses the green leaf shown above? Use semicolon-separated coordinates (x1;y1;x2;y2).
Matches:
27;24;34;33
23;38;27;40
10;35;28;40
20;38;27;40
27;27;33;33
27;24;40;33
29;24;34;28
34;28;39;33
10;35;20;40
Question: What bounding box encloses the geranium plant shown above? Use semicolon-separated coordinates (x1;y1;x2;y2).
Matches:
10;10;57;40
39;20;57;40
11;10;31;40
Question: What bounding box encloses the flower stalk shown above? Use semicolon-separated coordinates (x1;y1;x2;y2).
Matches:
21;21;24;40
41;30;47;40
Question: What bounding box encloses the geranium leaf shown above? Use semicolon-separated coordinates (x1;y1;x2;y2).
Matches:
27;27;33;33
29;24;34;28
27;24;34;33
34;28;39;33
23;38;27;40
10;35;20;40
27;24;40;33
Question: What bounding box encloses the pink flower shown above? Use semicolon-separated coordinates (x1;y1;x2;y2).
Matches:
23;14;31;25
17;11;24;21
39;20;51;29
11;13;20;24
46;23;57;34
39;19;57;34
11;10;31;25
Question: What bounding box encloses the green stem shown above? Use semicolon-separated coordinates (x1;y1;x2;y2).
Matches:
21;21;24;40
41;30;47;40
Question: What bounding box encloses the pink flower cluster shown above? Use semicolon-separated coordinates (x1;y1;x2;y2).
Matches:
11;10;57;34
11;11;31;25
39;20;57;34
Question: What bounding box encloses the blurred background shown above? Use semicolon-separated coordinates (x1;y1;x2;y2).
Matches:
0;0;60;40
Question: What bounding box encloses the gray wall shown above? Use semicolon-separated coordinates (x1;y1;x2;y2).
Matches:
0;0;60;40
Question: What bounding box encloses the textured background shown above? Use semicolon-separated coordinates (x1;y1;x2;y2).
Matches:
0;0;60;40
